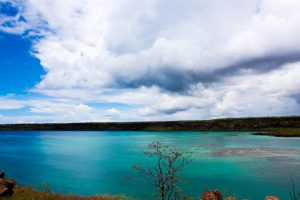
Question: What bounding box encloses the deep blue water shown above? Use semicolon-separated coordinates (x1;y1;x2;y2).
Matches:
0;131;299;199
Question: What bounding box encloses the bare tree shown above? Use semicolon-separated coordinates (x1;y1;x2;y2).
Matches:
133;142;192;200
290;179;300;200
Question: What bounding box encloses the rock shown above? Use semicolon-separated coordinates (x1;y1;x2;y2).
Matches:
0;171;16;197
0;186;8;195
0;178;4;186
0;185;13;196
265;196;280;200
0;179;16;188
225;197;237;200
200;189;223;200
0;171;4;179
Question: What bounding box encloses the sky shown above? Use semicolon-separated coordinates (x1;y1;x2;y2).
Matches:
0;0;300;123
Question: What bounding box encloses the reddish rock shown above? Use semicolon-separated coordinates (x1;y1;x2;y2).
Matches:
0;171;16;197
0;186;12;196
200;189;222;200
0;178;4;186
0;179;16;188
265;196;280;200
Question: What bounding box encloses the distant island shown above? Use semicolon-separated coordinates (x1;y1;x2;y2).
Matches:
0;116;299;137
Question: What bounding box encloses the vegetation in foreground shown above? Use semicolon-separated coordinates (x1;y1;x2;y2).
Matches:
133;142;192;200
1;186;125;200
1;182;300;200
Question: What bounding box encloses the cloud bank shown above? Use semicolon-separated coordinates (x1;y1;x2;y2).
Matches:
1;0;300;122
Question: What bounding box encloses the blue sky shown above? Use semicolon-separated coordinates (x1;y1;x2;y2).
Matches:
0;0;300;123
0;32;43;95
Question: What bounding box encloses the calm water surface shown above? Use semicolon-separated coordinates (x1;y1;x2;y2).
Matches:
0;131;299;199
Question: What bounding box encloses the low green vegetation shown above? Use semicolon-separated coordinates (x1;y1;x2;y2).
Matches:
255;128;300;137
2;186;125;200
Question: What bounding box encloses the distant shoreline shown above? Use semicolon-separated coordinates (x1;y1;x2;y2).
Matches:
0;116;300;137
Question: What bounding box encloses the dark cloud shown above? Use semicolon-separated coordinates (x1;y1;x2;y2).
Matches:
115;53;300;93
157;107;189;115
291;93;300;104
218;52;300;76
115;67;195;92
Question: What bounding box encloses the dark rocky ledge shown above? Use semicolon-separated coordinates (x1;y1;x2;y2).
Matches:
0;171;16;197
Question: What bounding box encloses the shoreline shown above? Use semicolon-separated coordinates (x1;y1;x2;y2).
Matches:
254;128;300;137
0;116;299;137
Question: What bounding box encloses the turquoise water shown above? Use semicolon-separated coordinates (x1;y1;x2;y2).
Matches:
0;131;299;199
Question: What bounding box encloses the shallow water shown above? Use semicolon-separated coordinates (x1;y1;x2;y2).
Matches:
0;131;299;199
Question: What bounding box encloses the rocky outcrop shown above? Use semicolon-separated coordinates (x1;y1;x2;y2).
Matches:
0;171;16;197
200;189;222;200
199;189;280;200
265;196;280;200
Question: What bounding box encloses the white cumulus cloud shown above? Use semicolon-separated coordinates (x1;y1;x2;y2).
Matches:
0;0;300;122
